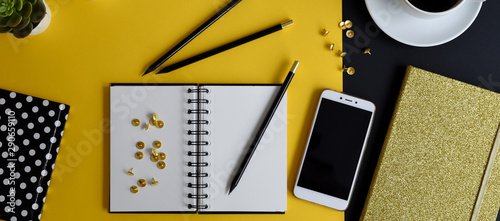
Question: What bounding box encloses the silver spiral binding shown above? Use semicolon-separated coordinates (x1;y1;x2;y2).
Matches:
188;162;209;167
187;151;209;156
188;204;209;210
187;183;209;188
187;130;209;135
187;193;209;199
187;87;210;210
187;172;209;177
187;98;209;104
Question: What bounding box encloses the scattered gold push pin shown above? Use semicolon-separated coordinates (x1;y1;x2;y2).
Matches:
153;140;162;149
127;168;135;176
135;151;144;160
150;154;159;162
328;43;335;51
156;121;164;128
132;119;140;127
339;50;347;57
339;21;346;30
344;20;353;29
322;29;330;36
136;141;145;149
159;152;166;161
152;148;159;156
145;123;151;131
130;186;139;193
151;178;159;186
152;113;159;122
346;30;355;38
150;118;157;126
157;161;166;169
342;66;356;75
137;179;147;187
363;48;372;55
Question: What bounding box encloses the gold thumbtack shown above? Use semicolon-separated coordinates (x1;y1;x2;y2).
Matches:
137;179;147;187
127;168;135;176
153;140;162;149
339;20;353;30
339;21;346;30
145;123;151;131
152;113;159;122
151;178;159;186
157;161;166;169
342;66;356;75
346;30;355;38
322;29;330;36
150;154;159;162
136;141;145;149
328;43;335;51
344;20;353;29
135;151;144;160
159;152;166;161
150;118;157;126
130;186;139;193
132;119;140;127
152;148;159;157
156;121;164;128
339;50;347;57
363;48;372;55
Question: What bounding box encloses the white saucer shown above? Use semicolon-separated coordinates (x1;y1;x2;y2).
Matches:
365;0;483;47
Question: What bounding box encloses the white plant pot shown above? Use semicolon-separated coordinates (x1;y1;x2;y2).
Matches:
30;0;51;36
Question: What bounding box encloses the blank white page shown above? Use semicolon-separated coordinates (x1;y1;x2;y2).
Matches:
109;84;198;213
199;85;287;213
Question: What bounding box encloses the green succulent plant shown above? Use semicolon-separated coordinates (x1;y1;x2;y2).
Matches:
0;0;46;38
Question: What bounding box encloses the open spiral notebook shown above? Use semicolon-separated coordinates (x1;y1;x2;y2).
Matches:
109;84;287;213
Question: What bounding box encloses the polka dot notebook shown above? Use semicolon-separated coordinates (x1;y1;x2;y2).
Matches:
0;89;70;221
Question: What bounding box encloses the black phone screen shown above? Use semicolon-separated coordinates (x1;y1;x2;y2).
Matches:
297;98;373;200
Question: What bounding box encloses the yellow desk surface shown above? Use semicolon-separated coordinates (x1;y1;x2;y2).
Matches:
0;0;344;220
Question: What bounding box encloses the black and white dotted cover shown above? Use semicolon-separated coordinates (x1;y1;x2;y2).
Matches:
0;89;70;221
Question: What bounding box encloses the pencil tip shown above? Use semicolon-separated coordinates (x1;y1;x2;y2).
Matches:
228;186;235;195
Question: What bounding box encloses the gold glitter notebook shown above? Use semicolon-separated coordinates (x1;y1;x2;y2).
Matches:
361;66;500;220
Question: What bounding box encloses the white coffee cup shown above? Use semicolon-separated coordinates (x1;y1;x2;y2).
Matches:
401;0;465;19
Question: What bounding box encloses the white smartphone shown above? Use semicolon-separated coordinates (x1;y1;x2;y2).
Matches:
294;89;375;211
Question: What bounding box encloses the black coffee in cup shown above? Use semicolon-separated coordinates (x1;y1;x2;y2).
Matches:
408;0;461;12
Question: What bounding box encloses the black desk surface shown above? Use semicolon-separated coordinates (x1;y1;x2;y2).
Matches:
342;1;500;220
